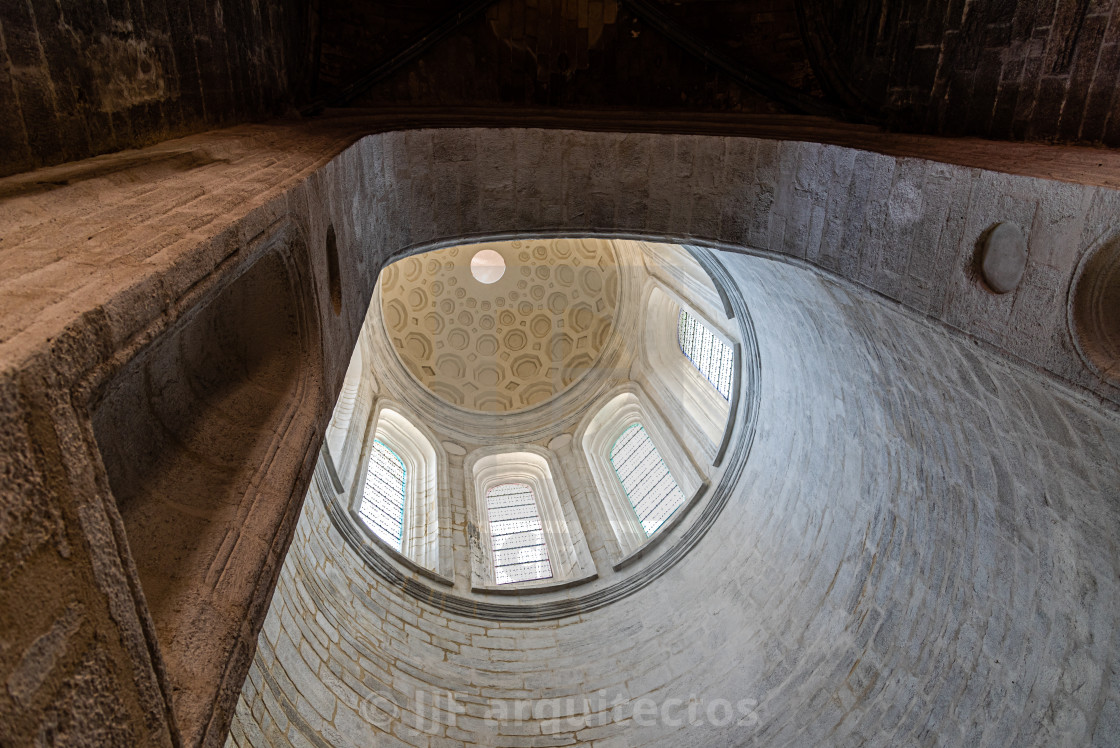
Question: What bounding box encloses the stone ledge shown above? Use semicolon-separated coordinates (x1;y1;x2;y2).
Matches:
471;570;599;596
611;481;711;573
346;508;455;587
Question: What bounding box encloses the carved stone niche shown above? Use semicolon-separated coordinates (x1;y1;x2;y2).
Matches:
90;224;323;745
1071;235;1120;387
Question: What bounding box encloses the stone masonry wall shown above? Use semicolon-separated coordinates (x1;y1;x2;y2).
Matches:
3;118;1120;744
0;0;312;177
800;0;1120;145
228;252;1120;746
346;126;1120;405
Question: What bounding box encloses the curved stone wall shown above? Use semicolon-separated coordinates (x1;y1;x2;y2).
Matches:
229;251;1120;746
7;121;1120;746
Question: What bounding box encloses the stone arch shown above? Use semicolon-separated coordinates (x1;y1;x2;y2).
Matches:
576;384;707;560
89;221;325;741
464;446;594;590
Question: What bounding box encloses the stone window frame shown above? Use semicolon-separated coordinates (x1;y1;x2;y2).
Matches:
577;384;706;561
323;334;378;487
639;280;734;467
346;400;452;578
465;447;592;591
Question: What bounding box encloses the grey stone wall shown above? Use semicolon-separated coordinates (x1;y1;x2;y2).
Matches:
229;252;1120;746
3;120;1120;745
800;0;1120;146
345;127;1120;405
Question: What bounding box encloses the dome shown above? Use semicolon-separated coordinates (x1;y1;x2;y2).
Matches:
378;238;621;412
313;237;742;605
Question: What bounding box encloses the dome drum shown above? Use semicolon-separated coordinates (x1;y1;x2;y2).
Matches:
316;236;756;616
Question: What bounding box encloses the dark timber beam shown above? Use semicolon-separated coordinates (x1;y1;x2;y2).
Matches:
618;0;868;123
303;0;499;115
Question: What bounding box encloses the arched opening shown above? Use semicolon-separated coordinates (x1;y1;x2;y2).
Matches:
484;483;552;585
609;422;687;537
89;226;323;739
307;236;729;602
350;405;447;575
358;439;407;549
578;386;707;560
678;308;735;399
465;448;592;590
640;283;734;464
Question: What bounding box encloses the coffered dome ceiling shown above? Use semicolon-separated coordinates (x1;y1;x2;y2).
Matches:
378;238;621;412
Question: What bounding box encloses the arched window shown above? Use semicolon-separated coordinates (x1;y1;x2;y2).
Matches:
359;439;407;550
485;483;553;585
610;423;686;536
578;388;706;561
344;405;450;579
638;284;735;468
466;449;593;589
678;309;734;399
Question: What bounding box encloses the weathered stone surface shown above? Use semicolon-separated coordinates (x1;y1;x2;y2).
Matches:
980;222;1028;294
6;603;83;707
799;0;1120;146
0;0;310;178
2;121;1120;747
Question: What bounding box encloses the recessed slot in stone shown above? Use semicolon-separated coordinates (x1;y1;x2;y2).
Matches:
91;243;319;738
326;224;342;316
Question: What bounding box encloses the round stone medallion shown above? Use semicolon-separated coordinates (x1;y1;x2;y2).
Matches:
1070;235;1120;385
980;222;1027;294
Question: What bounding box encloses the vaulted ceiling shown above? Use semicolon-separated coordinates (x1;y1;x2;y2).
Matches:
379;238;620;412
310;0;1120;144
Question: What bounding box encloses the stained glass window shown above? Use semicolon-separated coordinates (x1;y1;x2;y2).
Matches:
610;423;686;536
486;483;553;585
359;439;407;550
678;309;734;399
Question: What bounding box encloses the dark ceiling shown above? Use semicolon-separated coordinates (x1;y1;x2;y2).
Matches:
1;0;1118;178
310;0;1120;144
